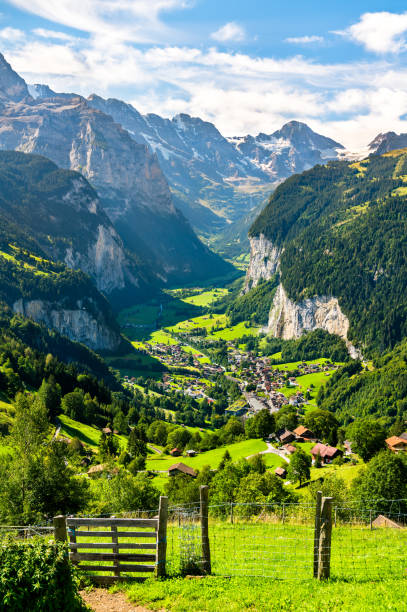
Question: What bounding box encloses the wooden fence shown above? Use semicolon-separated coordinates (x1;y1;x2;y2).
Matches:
53;495;168;584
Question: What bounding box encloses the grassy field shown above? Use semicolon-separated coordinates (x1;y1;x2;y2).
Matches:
119;575;406;611
179;289;228;307
146;439;267;472
58;415;127;450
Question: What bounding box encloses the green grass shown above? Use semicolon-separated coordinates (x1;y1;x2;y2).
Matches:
146;439;267;472
210;321;259;341
58;415;127;450
119;575;406;612
180;289;228;307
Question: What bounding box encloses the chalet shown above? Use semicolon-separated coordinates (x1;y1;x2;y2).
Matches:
294;425;315;440
385;435;407;454
311;443;342;464
275;467;287;478
185;449;197;457
168;463;197;478
102;427;112;435
170;448;182;457
279;430;295;444
283;444;297;455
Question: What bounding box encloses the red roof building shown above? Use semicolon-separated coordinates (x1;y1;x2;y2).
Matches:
311;443;342;464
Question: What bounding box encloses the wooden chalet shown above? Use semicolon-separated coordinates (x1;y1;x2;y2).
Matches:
168;463;197;478
385;435;407;454
275;466;287;478
311;443;342;464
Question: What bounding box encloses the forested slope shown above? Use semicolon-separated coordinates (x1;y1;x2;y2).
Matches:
250;150;407;352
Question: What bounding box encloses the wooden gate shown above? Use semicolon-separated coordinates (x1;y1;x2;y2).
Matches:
54;496;168;584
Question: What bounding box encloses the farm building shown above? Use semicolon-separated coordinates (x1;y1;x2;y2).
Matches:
170;448;182;457
293;425;315;440
168;463;197;478
385;435;407;453
279;430;295;443
275;467;287;478
185;449;197;457
311;443;342;464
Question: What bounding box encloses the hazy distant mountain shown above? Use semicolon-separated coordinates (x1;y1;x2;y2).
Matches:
85;96;346;236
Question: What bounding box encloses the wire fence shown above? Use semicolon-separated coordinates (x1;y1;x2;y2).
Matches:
1;498;406;582
166;499;407;581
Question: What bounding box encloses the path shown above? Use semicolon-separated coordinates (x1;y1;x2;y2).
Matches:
147;444;162;454
52;423;61;442
80;589;152;612
246;441;290;463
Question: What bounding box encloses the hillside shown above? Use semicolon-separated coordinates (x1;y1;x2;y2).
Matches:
248;149;407;354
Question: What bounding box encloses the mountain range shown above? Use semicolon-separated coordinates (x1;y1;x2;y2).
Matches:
0;53;231;296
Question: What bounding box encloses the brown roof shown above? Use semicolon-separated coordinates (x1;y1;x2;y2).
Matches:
385;436;407;449
284;444;296;454
280;430;295;441
311;443;341;458
102;427;112;434
294;425;314;437
275;467;287;477
87;464;105;475
168;462;197;477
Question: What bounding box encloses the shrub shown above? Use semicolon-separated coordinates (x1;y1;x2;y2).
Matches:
0;539;87;611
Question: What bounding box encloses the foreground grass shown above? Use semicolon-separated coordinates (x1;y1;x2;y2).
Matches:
118;576;406;611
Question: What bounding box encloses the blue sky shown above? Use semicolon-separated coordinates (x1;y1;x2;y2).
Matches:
1;1;407;148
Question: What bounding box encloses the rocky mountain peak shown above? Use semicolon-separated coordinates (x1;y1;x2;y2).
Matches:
368;131;407;155
0;52;30;102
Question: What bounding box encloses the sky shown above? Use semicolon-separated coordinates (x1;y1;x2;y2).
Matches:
1;1;407;149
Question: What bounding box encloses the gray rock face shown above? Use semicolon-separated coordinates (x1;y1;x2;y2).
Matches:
0;53;29;102
244;234;281;292
13;298;121;351
0;54;229;287
266;284;360;358
368;131;407;155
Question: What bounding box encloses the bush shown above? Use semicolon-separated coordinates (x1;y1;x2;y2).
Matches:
0;539;87;611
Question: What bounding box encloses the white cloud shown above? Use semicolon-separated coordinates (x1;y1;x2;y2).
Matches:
210;22;245;43
0;27;25;41
5;0;192;43
285;35;323;44
342;11;407;54
33;28;75;41
2;2;407;150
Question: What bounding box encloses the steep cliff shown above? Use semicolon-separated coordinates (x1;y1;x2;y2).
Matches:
266;284;359;358
0;151;139;297
13;298;120;351
244;234;281;292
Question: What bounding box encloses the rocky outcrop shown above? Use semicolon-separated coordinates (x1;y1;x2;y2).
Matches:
0;53;29;102
13;298;121;351
266;284;360;358
244;234;281;292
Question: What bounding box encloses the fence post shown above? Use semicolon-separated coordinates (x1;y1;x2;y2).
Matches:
369;509;373;530
318;496;333;580
156;495;168;578
282;503;285;524
313;491;322;578
200;485;211;574
230;502;234;524
53;515;67;543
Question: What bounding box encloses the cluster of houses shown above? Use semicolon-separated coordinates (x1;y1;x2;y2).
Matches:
271;425;343;470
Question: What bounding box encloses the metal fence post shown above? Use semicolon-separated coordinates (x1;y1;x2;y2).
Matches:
156;496;168;578
318;496;333;580
200;485;211;574
313;491;322;578
53;515;67;543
